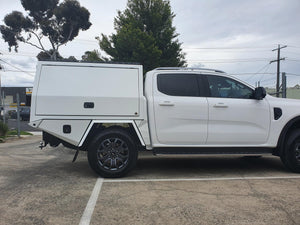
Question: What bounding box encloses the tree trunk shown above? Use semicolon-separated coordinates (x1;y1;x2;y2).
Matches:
51;51;57;61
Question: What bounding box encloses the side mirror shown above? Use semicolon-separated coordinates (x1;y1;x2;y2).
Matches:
254;87;266;100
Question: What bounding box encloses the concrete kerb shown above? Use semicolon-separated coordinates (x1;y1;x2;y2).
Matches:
29;131;42;136
0;131;41;143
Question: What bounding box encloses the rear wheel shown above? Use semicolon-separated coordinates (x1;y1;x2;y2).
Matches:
87;128;138;178
280;129;300;173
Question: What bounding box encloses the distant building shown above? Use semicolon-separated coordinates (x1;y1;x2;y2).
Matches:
1;87;32;108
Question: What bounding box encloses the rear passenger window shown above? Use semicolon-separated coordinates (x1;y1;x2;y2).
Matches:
157;74;199;97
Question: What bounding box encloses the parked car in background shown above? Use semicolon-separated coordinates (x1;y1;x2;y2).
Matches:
20;107;30;121
0;107;3;120
9;110;17;119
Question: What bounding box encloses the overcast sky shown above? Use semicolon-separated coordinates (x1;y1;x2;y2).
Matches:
0;0;299;87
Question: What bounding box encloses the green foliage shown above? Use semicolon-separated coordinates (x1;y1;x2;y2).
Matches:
0;121;9;137
99;0;186;73
7;130;33;136
81;50;104;62
66;56;78;62
37;50;78;61
37;49;63;61
0;0;91;60
265;87;300;99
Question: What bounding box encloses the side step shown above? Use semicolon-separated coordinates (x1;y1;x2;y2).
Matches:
153;147;274;155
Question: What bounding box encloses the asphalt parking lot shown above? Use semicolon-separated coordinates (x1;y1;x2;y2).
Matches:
1;136;300;225
6;119;38;132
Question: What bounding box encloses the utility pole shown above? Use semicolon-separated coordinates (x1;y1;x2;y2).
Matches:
270;44;287;97
0;52;2;110
0;61;3;123
0;64;2;103
16;93;21;138
282;72;287;98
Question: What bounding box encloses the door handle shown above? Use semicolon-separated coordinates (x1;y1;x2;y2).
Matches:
213;103;228;108
159;101;174;106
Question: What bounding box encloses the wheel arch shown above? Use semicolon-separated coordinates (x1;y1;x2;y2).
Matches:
79;120;145;150
276;116;300;156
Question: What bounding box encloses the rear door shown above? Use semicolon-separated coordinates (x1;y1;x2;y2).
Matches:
205;75;271;145
153;73;208;145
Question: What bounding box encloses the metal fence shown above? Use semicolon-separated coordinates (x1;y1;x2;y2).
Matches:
1;93;23;137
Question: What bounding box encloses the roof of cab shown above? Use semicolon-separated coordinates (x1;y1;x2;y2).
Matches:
153;67;225;73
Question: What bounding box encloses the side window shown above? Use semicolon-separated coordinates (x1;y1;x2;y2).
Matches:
157;74;199;97
207;75;254;99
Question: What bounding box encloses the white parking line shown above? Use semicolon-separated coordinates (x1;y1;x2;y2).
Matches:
104;175;300;183
78;175;300;225
79;178;104;225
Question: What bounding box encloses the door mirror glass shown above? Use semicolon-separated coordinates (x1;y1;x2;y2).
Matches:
254;87;266;100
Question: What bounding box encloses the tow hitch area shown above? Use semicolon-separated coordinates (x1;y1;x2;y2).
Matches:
40;131;80;162
39;140;47;150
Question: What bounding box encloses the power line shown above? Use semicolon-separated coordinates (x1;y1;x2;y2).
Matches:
230;72;275;75
184;49;271;53
2;69;36;73
285;51;300;56
286;59;300;62
188;60;271;64
188;57;273;61
0;52;37;57
0;59;35;77
184;46;273;50
260;77;276;82
243;63;270;82
2;51;276;63
74;38;98;43
258;63;272;83
286;73;300;76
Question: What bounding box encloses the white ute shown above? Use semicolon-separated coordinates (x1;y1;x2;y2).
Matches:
30;61;300;177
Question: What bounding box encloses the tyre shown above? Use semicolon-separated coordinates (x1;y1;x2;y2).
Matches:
280;129;300;173
87;128;138;178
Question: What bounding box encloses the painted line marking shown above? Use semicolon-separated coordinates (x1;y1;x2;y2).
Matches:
79;178;104;225
104;175;300;183
78;175;300;224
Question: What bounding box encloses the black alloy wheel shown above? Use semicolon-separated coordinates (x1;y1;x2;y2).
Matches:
88;128;138;178
97;137;129;171
281;129;300;173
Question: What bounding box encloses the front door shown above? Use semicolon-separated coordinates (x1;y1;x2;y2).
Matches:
205;75;270;145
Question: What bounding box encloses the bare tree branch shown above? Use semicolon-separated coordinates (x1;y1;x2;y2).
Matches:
57;25;74;48
29;31;47;52
48;35;56;51
22;40;45;52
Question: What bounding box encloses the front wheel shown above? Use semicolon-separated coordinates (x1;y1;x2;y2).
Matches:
280;129;300;173
87;128;138;178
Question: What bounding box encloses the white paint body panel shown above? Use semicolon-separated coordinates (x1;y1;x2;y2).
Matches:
38;120;91;146
30;64;300;150
36;64;140;116
144;69;300;148
152;73;208;145
266;96;300;145
78;120;146;147
30;62;150;147
206;97;270;145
